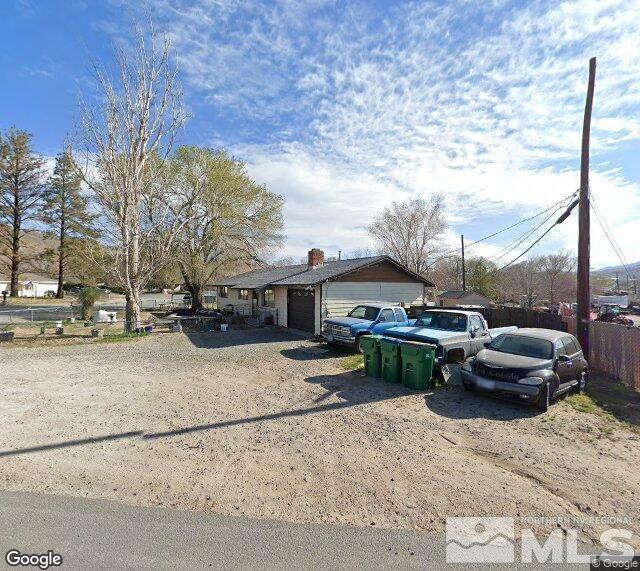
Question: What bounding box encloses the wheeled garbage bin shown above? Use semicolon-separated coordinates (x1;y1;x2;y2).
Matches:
380;338;402;382
400;341;437;390
360;335;382;378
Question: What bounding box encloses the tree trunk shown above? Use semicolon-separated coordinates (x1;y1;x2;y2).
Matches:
56;216;65;298
125;231;142;332
10;248;19;297
10;199;20;297
125;290;142;332
190;282;204;311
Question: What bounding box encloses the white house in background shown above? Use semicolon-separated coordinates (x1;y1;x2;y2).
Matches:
0;273;59;297
209;249;434;335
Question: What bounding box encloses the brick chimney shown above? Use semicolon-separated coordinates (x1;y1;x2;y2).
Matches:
307;248;324;268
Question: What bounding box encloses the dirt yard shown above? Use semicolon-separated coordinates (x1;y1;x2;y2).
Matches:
1;329;638;546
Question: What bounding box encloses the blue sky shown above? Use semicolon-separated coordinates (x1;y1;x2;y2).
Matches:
2;0;639;268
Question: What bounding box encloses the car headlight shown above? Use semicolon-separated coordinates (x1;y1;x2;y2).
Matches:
461;361;474;372
518;376;544;386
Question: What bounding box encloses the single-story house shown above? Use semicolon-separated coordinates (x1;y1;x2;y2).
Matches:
0;273;59;297
209;249;434;334
437;289;492;308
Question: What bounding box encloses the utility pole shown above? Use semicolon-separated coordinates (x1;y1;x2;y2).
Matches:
461;235;466;292
456;259;460;289
615;271;620;292
577;57;596;358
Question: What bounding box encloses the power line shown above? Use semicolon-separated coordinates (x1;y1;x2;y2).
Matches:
426;190;578;268
488;202;567;264
589;193;633;280
497;221;559;270
497;197;580;271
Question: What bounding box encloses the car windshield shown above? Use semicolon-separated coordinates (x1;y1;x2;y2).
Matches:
487;334;553;359
415;311;467;331
347;306;380;320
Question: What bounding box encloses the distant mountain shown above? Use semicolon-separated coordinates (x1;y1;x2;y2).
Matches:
593;261;640;277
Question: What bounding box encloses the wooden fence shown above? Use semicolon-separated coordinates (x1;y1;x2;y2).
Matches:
477;307;568;332
587;321;640;390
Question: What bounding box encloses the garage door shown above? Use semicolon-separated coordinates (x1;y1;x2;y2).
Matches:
287;288;315;332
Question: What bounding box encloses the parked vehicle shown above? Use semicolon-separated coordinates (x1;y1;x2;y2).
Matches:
596;304;634;326
322;304;412;351
460;329;588;411
383;309;516;366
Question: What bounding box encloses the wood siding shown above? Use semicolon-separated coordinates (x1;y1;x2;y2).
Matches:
321;282;424;319
332;260;420;283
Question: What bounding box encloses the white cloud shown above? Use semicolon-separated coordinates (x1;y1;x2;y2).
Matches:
136;0;640;268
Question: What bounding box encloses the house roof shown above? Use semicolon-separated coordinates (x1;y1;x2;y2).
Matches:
439;290;489;299
211;256;434;288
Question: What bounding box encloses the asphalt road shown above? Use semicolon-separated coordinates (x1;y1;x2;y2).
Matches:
0;491;442;569
0;491;594;570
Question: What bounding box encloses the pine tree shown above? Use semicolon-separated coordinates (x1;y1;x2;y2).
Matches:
40;150;98;298
0;128;46;296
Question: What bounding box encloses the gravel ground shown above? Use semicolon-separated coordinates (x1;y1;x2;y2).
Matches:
1;328;639;547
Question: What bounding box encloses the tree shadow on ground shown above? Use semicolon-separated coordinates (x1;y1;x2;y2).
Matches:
304;370;410;404
280;343;348;361
423;384;539;421
0;371;407;457
183;327;310;349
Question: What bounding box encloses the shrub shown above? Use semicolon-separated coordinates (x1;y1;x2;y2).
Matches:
78;287;104;320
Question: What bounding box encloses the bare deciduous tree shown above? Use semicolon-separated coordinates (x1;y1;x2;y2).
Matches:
366;195;447;275
77;26;187;330
539;250;576;306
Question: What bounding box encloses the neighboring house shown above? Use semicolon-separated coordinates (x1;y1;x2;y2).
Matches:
437;290;492;308
0;274;59;297
209;249;434;334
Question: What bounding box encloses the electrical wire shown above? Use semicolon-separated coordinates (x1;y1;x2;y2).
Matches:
589;192;633;279
488;203;567;264
496;196;580;271
426;190;579;268
497;221;559;270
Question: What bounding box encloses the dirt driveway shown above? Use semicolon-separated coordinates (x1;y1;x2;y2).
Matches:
1;329;638;546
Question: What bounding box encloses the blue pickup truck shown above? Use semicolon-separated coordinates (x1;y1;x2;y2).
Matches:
322;304;413;351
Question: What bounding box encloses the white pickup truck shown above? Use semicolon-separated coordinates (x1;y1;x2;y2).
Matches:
383;309;517;366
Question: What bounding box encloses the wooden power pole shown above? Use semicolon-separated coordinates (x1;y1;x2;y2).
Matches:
577;57;596;358
461;235;466;292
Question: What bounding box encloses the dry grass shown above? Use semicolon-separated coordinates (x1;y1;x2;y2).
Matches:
1;296;76;307
340;353;364;371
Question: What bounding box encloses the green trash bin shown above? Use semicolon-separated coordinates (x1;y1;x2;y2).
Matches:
401;341;437;390
380;337;402;382
360;335;382;378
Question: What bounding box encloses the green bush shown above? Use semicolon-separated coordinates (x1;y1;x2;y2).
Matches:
78;287;104;320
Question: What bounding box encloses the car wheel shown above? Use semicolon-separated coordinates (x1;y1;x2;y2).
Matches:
354;336;363;353
536;382;550;412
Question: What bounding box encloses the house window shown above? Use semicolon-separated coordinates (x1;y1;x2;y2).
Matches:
219;286;228;298
264;288;275;307
239;289;249;301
